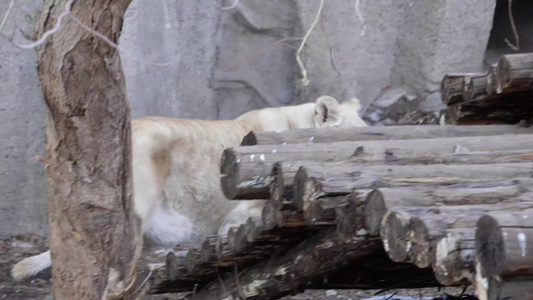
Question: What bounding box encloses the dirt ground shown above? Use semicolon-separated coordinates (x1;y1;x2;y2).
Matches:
0;234;475;300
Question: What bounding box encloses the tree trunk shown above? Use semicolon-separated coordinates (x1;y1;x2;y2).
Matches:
36;0;139;299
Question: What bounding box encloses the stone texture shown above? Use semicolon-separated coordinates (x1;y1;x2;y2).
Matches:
0;0;48;238
120;0;220;119
392;0;496;97
295;0;404;111
211;0;300;119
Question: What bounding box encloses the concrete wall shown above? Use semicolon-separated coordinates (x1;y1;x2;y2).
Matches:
295;0;404;112
392;0;496;96
0;0;498;238
0;0;48;238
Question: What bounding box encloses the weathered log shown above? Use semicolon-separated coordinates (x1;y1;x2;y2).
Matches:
431;228;476;286
447;91;533;125
221;134;533;200
270;162;299;211
213;231;271;267
496;53;533;94
230;224;249;253
200;236;217;263
335;189;372;236
381;207;423;263
225;226;243;257
262;201;286;230
486;64;499;96
147;264;197;294
487;277;533;300
441;74;470;105
144;247;203;294
364;179;532;236
192;228;383;300
303;195;349;226
345;149;533;172
379;149;533;165
381;203;533;265
476;210;533;278
464;73;489;102
407;203;533;269
476;269;533;300
241;124;532;146
322;250;444;291
274;149;533;211
244;217;262;243
215;235;230;259
294;163;533;211
184;248;214;276
165;251;213;284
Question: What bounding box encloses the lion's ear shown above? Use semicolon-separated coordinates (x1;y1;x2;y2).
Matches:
314;96;343;128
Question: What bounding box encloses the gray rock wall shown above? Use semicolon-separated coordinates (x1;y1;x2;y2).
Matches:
295;0;404;111
0;0;48;238
0;0;499;238
392;0;496;97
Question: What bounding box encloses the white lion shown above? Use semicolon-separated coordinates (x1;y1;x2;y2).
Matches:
11;96;367;281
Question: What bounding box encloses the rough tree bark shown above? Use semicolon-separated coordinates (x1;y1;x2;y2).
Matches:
36;0;140;299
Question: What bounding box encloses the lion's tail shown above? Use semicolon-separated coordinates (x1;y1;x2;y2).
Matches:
11;250;51;281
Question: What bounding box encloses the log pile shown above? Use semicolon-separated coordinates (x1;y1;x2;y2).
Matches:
441;52;533;125
143;124;533;300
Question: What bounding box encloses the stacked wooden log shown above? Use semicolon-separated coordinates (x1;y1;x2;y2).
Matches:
441;52;533;125
149;124;533;300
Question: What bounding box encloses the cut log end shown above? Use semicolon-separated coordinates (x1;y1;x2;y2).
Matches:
407;218;432;269
244;217;261;243
293;166;309;211
240;131;258;146
432;229;476;286
165;252;181;282
381;211;409;262
294;167;323;211
200;237;216;263
262;202;280;230
215;236;229;259
364;189;387;236
220;148;238;200
476;215;505;277
270;162;285;210
233;224;248;253
185;249;200;274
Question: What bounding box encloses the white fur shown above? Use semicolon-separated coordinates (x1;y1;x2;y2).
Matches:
11;251;51;281
217;200;264;235
11;96;367;281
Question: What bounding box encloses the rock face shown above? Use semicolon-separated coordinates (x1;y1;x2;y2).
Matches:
0;0;497;237
362;88;447;126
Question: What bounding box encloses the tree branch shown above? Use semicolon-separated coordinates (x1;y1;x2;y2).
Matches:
296;0;324;86
0;0;15;32
0;0;171;67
